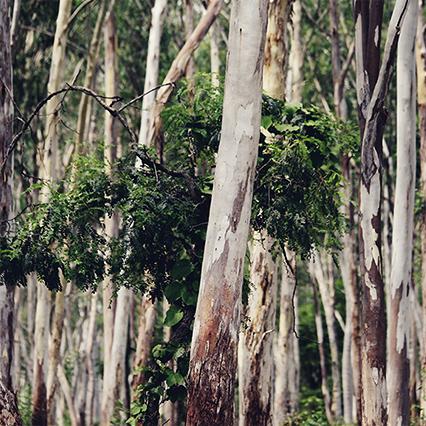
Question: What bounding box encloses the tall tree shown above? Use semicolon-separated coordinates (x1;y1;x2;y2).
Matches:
238;2;291;424
354;0;410;423
388;1;417;425
0;0;21;423
186;1;269;423
32;1;72;424
417;1;426;419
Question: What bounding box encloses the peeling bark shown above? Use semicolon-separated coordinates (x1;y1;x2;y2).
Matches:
186;2;268;423
388;2;417;425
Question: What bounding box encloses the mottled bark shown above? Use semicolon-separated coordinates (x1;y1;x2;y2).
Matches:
416;2;426;420
388;2;417;425
238;232;276;426
186;1;268;423
355;1;410;423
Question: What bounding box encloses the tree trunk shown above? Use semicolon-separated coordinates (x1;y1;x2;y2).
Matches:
239;2;290;424
309;254;342;421
274;249;298;425
238;232;276;426
312;280;333;424
388;2;417;425
186;2;268;423
0;3;20;424
417;3;426;419
138;0;167;148
32;2;72;423
148;0;223;154
75;0;107;153
355;1;410;423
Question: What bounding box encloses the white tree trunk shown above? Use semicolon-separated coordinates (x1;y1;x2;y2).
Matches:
388;1;417;424
186;1;268;423
138;0;167;148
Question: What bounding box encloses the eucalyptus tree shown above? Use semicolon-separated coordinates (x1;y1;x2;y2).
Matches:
354;0;410;423
388;2;417;424
186;1;269;423
0;0;21;424
417;1;426;418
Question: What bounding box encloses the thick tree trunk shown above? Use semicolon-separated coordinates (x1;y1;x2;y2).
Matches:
388;2;417;425
239;2;290;424
186;2;268;423
238;232;276;426
354;1;410;423
138;0;167;148
32;2;72;424
417;2;426;421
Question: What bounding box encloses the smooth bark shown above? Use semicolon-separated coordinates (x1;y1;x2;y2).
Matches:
186;1;268;423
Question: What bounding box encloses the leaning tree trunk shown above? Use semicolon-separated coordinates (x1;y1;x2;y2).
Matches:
186;1;268;424
417;3;426;419
354;0;410;423
388;2;417;425
148;0;223;154
32;1;72;424
238;2;291;424
0;1;21;424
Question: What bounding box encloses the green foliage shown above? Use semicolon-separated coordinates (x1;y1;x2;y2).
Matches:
283;394;329;425
2;77;357;423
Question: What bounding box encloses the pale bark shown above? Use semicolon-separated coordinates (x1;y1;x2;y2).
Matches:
210;15;220;86
138;0;167;148
101;288;131;425
32;1;72;423
309;255;342;421
75;0;107;154
46;283;66;425
238;232;276;426
0;3;19;423
274;249;298;425
239;3;291;424
355;1;410;423
312;279;333;424
57;364;78;426
186;1;268;423
388;3;417;425
289;0;303;102
148;0;223;154
131;296;156;393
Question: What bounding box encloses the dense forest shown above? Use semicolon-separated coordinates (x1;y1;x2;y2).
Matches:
0;0;425;425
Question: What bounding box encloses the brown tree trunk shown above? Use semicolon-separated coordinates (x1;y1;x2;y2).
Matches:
186;2;269;423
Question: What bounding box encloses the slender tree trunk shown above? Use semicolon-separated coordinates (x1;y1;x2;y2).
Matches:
309;255;342;421
289;0;302;102
238;231;276;426
148;0;223;154
32;2;72;424
75;0;107;153
355;1;410;423
186;2;268;423
417;3;426;419
0;2;20;424
312;280;333;424
210;13;220;86
274;249;298;425
388;2;417;425
138;0;167;148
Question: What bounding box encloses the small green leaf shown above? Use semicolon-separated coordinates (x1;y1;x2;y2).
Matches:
164;306;184;327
